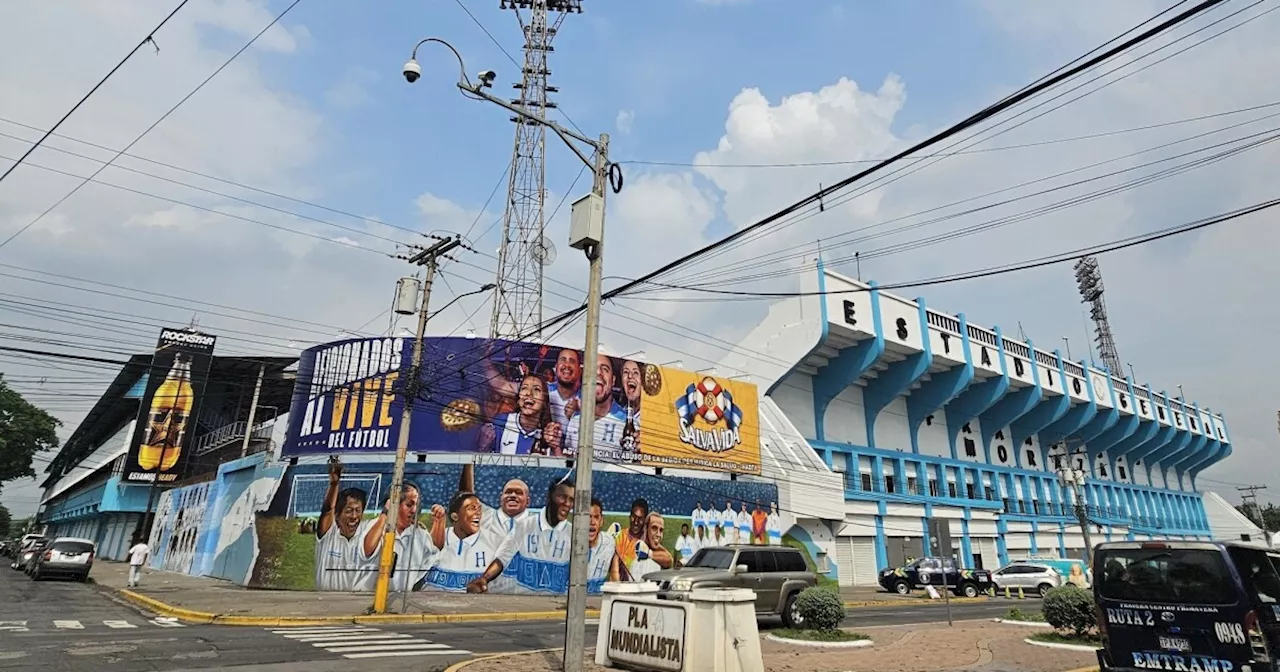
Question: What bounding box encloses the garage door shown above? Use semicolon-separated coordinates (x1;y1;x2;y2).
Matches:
852;538;877;585
1035;533;1059;555
837;538;855;587
973;538;997;570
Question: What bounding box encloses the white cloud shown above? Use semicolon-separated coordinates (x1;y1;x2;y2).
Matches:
324;66;377;110
616;109;635;134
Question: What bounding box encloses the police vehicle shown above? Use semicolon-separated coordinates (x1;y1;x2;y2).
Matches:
878;556;993;598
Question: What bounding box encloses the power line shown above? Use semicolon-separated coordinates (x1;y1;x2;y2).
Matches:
0;0;190;187
0;0;306;251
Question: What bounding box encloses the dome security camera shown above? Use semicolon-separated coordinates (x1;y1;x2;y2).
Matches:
403;59;422;84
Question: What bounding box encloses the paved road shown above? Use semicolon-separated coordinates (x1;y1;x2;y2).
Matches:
0;566;475;671
385;597;1022;654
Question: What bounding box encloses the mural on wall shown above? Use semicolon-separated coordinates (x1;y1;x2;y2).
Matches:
282;337;762;475
143;456;286;585
250;459;781;593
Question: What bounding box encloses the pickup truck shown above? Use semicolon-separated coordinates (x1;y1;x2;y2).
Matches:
878;556;993;597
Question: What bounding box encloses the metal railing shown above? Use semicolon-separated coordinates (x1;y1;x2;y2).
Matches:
193;419;275;456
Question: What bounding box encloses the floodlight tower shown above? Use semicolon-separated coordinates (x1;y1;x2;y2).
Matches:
1074;256;1123;375
490;0;583;339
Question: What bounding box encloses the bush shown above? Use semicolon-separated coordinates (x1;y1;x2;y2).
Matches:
1005;607;1045;622
1042;585;1096;637
794;586;845;631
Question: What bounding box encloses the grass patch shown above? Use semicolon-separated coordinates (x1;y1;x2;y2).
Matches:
1030;631;1102;647
1005;607;1046;622
772;628;870;643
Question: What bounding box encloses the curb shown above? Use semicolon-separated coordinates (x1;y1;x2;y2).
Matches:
1023;637;1099;653
444;648;565;672
764;633;874;648
842;597;989;608
117;590;599;626
992;618;1053;628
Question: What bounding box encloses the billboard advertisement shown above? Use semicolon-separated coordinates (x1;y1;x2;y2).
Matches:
283;336;761;475
123;328;217;484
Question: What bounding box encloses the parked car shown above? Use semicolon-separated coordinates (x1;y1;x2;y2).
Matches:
992;562;1065;597
30;537;96;582
1094;539;1280;672
1008;557;1092;588
13;537;48;572
879;556;994;598
646;545;818;627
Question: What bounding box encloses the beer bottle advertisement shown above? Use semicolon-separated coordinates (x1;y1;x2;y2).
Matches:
123;328;217;484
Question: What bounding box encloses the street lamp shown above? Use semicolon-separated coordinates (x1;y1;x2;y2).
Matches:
403;37;620;672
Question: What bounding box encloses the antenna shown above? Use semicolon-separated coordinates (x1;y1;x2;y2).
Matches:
490;0;582;339
531;235;558;265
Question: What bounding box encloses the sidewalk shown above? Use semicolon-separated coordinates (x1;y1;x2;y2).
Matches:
94;561;960;626
457;621;1097;672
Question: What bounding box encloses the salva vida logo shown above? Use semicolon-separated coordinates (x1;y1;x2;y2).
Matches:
675;377;743;454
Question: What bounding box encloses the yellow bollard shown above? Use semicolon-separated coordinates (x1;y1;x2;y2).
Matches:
1017;586;1025;600
1004;585;1011;599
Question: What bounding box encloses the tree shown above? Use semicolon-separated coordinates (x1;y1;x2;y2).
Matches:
0;377;61;488
1236;502;1280;533
0;503;10;538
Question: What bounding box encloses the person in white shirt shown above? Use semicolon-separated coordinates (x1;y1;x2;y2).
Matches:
720;500;737;544
127;536;150;587
564;354;629;461
466;476;575;595
674;524;697;565
421;491;501;592
546;348;582;425
628;513;668;580
691;501;706;536
360;482;437;593
314;458;377;591
735;502;752;545
483;478;534;542
704;506;721;546
587;498;619;592
694;524;710;552
766;503;783;546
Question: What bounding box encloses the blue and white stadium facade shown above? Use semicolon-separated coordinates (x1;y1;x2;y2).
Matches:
721;261;1232;586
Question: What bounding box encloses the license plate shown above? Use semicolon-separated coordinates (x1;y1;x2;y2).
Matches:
1159;636;1190;652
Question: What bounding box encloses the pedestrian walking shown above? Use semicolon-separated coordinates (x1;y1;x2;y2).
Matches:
127;535;150;588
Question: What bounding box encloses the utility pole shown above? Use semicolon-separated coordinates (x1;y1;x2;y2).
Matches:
239;362;266;458
563;132;610;672
1057;454;1094;566
1238;485;1267;527
371;235;461;614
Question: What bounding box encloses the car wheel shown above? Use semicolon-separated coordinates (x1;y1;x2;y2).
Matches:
782;593;803;628
961;583;979;598
894;580;911;595
1038;583;1053;597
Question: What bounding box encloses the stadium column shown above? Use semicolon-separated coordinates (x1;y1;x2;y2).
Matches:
863;298;932;449
1039;357;1098;460
944;327;1010;463
907;312;974;454
1103;389;1170;485
812;283;883;442
1011;349;1071;468
978;332;1041;469
1083;378;1142;476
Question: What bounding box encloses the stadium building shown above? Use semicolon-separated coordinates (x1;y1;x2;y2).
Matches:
720;261;1233;584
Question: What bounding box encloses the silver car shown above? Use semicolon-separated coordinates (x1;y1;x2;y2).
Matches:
31;537;96;582
991;562;1062;597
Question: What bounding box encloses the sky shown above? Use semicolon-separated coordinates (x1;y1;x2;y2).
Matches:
0;0;1277;518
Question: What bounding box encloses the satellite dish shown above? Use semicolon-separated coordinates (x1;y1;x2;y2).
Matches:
532;236;557;265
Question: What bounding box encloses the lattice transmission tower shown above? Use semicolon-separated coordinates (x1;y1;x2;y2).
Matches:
490;0;583;339
1073;256;1123;374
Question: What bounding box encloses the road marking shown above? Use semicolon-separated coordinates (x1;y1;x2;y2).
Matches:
326;642;451;653
268;626;470;660
149;618;185;628
342;649;470;659
53;621;83;630
103;620;137;629
0;621;28;633
295;634;415;644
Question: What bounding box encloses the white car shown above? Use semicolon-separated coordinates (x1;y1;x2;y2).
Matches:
991;562;1063;597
